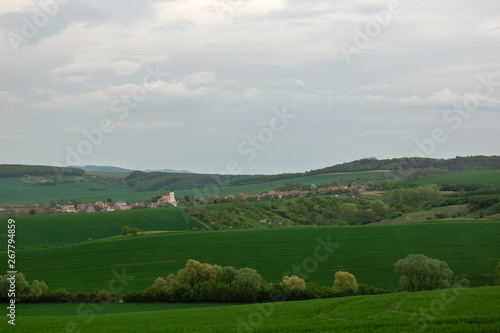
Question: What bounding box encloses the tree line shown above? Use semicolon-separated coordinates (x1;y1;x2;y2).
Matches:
2;256;497;304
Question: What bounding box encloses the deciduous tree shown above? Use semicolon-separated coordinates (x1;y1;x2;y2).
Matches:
333;271;359;291
394;254;453;291
282;275;306;290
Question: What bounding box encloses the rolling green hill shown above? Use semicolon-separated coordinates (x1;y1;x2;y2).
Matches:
0;177;135;205
4;221;499;293
0;171;382;205
1;208;207;247
413;170;500;188
3;286;499;332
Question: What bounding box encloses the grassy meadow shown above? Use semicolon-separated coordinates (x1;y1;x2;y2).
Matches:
3;221;499;293
2;286;499;332
0;177;135;205
413;170;500;188
1;207;207;247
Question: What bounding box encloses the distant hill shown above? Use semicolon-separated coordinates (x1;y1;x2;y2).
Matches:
69;165;193;174
0;164;84;177
125;155;500;192
69;165;134;173
305;155;500;175
144;169;193;174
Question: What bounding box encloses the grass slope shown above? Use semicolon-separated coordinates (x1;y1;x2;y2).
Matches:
413;170;500;188
0;177;134;205
4;221;499;292
3;208;207;247
3;286;499;332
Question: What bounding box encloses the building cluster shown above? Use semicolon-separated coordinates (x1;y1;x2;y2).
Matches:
57;184;367;213
57;192;177;213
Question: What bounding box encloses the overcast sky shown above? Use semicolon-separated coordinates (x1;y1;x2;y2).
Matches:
0;0;499;174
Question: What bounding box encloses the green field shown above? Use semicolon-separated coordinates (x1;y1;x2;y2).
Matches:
413;170;500;188
0;177;135;205
183;171;386;199
2;286;499;332
3;221;499;293
0;171;384;205
14;302;237;317
1;208;207;247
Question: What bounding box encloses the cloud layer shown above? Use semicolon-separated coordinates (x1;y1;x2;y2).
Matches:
0;0;499;173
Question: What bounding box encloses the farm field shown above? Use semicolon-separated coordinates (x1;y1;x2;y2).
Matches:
412;170;500;188
2;286;499;332
3;221;499;293
14;302;237;317
1;207;207;247
0;177;135;205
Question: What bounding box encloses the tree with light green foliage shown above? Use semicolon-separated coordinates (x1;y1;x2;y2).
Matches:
370;199;388;215
282;275;306;290
394;254;453;292
339;203;357;217
232;268;267;300
175;259;223;288
0;273;48;301
333;271;359;291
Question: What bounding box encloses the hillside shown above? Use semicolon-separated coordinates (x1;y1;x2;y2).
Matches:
2;155;500;205
4;221;499;293
412;170;500;189
0;164;83;177
123;155;500;192
69;165;134;173
306;155;500;175
3;286;499;332
0;176;135;205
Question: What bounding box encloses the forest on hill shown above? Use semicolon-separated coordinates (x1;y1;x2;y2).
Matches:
305;155;500;175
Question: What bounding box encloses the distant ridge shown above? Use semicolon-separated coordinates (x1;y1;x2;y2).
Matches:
69;165;134;173
69;165;193;174
145;169;193;174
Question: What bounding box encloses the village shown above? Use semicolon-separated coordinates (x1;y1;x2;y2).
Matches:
56;185;367;213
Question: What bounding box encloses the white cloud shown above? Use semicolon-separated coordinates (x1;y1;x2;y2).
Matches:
0;91;25;104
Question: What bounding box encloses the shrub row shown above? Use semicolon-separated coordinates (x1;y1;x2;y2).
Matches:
122;282;389;303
